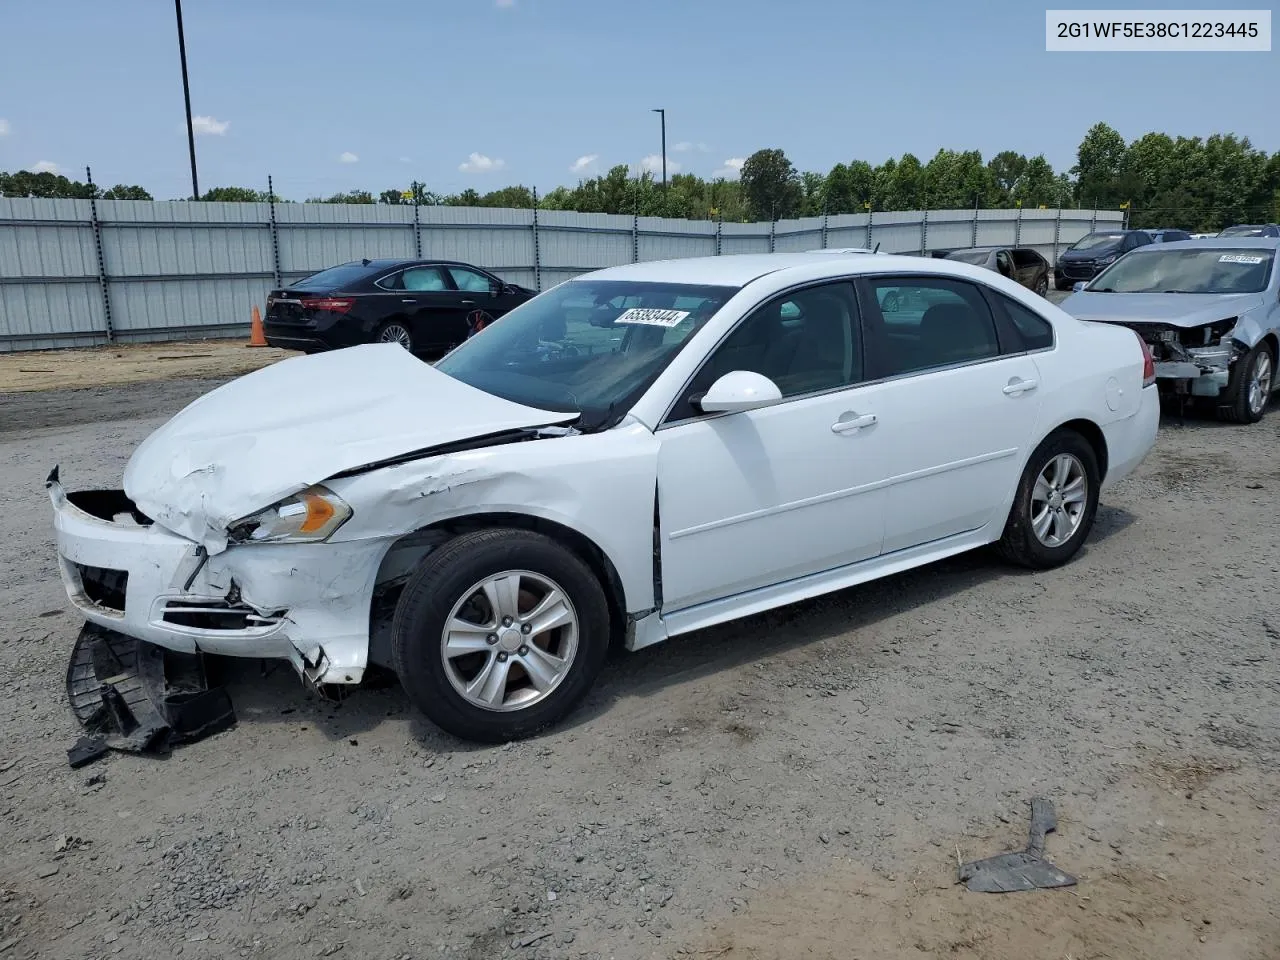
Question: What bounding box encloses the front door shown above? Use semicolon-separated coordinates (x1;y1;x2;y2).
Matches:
857;274;1045;553
655;281;890;613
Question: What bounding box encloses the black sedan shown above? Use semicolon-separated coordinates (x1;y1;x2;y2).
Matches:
264;259;535;356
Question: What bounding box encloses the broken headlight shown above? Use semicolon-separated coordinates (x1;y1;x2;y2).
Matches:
228;486;351;544
1183;318;1241;370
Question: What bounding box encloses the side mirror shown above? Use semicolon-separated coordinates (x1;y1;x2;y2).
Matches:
1072;281;1086;292
489;281;504;297
697;371;783;414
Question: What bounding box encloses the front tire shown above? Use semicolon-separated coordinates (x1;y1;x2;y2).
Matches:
391;529;610;743
1219;342;1272;424
995;429;1100;570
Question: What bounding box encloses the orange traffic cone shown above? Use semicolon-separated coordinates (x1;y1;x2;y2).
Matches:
247;304;267;348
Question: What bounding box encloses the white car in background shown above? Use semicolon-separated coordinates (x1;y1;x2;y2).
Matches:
49;253;1160;742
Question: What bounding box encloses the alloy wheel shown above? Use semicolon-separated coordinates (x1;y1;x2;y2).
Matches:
1030;453;1087;548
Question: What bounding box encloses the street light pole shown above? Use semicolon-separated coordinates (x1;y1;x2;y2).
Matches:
175;0;199;200
651;108;666;190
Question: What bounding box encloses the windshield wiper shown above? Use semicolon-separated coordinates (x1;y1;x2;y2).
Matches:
1092;287;1116;293
575;400;619;434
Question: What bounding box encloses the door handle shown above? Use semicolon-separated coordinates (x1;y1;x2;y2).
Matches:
460;299;476;305
831;412;877;434
401;298;417;304
1003;378;1038;396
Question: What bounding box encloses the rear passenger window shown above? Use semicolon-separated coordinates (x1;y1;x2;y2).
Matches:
865;277;999;377
992;292;1055;351
402;267;446;291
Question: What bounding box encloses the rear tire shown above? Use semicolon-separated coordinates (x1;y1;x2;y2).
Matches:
1218;342;1272;424
377;321;414;352
995;429;1100;570
1034;275;1049;297
391;528;610;743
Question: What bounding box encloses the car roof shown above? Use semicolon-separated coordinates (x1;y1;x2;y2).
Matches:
571;252;1017;287
1133;236;1280;249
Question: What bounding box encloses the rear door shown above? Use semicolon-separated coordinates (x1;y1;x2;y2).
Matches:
855;273;1046;553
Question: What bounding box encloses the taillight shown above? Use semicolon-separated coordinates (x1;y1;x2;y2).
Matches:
1136;331;1156;387
301;297;354;314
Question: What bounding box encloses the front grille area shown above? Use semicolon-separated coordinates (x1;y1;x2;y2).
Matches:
1061;262;1097;279
161;599;285;632
75;563;128;611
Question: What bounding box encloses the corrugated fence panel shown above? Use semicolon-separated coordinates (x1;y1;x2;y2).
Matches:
277;203;416;276
772;217;825;253
870;211;930;253
719;222;770;255
539;211;632;272
637;217;716;261
419;206;533;272
109;277;273;339
0;203;1126;350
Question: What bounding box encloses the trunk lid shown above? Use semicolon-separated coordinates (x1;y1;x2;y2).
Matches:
122;343;578;553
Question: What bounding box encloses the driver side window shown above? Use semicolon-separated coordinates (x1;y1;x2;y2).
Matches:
668;281;862;422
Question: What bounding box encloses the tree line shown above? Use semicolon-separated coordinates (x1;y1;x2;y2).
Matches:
3;123;1277;232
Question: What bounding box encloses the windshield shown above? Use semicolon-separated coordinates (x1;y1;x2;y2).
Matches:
290;262;376;290
434;279;738;428
1218;225;1265;237
946;249;993;265
1070;232;1125;251
1087;247;1275;294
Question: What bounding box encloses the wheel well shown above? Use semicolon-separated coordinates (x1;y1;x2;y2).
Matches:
368;513;628;666
1260;333;1278;362
1056;418;1108;480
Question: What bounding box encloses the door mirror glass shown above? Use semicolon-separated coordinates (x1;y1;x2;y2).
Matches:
1072;281;1087;292
697;370;783;414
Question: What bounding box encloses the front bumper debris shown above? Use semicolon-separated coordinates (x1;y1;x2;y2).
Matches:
65;622;236;768
1114;323;1238;397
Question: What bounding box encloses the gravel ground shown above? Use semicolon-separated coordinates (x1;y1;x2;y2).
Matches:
2;347;1279;958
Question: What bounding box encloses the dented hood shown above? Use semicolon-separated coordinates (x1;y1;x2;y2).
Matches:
1061;291;1265;328
123;343;576;553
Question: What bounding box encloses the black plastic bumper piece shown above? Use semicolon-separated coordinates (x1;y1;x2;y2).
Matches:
64;622;236;767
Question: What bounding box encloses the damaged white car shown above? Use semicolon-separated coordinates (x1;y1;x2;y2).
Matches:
1061;238;1280;423
49;252;1160;742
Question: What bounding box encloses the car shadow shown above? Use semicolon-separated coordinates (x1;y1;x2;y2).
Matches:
205;504;1136;753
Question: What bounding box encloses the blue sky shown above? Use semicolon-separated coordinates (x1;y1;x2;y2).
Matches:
0;0;1275;199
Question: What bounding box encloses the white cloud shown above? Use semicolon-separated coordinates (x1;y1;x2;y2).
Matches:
190;115;229;136
28;160;60;174
713;157;745;179
459;152;505;173
399;156;412;164
339;151;359;164
496;0;515;7
570;153;599;175
0;118;10;137
672;141;711;154
638;154;681;175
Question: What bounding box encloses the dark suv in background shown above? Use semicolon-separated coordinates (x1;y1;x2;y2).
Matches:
264;259;535;357
1054;229;1153;289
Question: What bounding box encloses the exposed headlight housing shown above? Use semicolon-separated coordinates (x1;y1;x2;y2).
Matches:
1097;254;1118;265
228;485;352;544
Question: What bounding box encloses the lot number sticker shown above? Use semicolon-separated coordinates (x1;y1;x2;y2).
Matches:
614;308;690;328
1219;254;1265;264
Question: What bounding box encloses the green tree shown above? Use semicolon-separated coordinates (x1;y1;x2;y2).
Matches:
987;150;1028;203
200;186;271;202
1073;122;1127;208
1013;155;1058;207
0;170;99;199
100;184;153;200
309;190;374;203
799;171;826;216
739;148;802;220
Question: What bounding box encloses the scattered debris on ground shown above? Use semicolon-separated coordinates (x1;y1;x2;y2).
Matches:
958;798;1077;892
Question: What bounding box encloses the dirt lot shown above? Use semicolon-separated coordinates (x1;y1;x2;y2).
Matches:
2;349;1279;959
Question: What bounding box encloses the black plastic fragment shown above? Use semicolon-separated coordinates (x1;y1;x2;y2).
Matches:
63;622;236;767
66;736;109;769
958;798;1078;893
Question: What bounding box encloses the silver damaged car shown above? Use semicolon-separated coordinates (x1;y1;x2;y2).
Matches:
1061;238;1280;423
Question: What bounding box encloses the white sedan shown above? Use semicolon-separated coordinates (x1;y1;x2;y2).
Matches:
48;253;1160;742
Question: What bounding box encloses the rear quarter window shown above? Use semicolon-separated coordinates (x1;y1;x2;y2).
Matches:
990;291;1055;351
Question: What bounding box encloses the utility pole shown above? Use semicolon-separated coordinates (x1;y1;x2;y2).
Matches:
651;108;667;190
175;0;199;200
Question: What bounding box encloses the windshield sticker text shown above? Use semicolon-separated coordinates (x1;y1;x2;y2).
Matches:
614;308;690;328
1218;254;1265;264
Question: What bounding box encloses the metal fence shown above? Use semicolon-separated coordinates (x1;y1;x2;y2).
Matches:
0;199;1124;352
